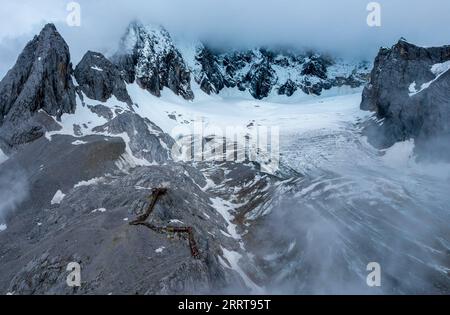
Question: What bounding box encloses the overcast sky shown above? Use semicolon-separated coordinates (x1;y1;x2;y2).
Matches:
1;0;450;76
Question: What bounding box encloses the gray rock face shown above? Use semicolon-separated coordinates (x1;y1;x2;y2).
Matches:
361;39;450;159
92;111;175;164
0;134;267;294
301;56;328;79
245;60;278;99
278;79;297;97
74;51;132;105
194;47;226;95
105;21;370;101
87;104;114;121
0;24;76;150
192;47;370;99
113;22;194;100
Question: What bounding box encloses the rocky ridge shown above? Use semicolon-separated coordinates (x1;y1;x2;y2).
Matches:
361;39;450;160
75;51;133;106
186;44;370;99
0;24;76;151
111;22;370;100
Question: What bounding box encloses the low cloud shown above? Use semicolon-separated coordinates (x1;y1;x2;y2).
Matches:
0;166;29;222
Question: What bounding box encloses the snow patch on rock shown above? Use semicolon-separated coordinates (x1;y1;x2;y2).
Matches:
71;140;88;146
431;61;450;76
219;247;262;293
409;61;450;96
74;177;104;188
91;208;107;213
90;66;103;72
51;190;66;205
210;197;240;240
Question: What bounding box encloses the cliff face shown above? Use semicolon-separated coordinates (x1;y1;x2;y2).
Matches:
0;24;76;150
74;51;132;105
110;22;370;101
113;22;194;100
190;46;370;99
361;39;450;160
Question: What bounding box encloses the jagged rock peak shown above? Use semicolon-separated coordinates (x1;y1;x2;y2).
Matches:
193;45;226;95
111;22;370;100
118;21;173;55
0;23;76;122
361;39;450;160
113;21;194;100
190;46;370;99
75;51;132;105
0;23;76;149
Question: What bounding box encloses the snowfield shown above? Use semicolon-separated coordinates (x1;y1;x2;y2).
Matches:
128;82;366;135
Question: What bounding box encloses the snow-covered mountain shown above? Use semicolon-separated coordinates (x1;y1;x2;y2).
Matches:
187;45;370;99
112;21;370;101
0;22;449;295
0;24;76;149
113;21;194;100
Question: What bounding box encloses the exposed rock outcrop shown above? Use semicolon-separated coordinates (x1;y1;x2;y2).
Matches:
113;22;194;100
190;47;370;98
361;39;450;160
107;21;370;101
92;111;175;164
244;60;278;99
194;47;226;95
278;79;297;97
301;55;329;79
0;25;269;291
0;152;258;294
0;24;76;150
74;51;132;105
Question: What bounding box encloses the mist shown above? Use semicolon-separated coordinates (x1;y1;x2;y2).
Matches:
245;132;450;294
0;166;29;224
1;0;450;77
